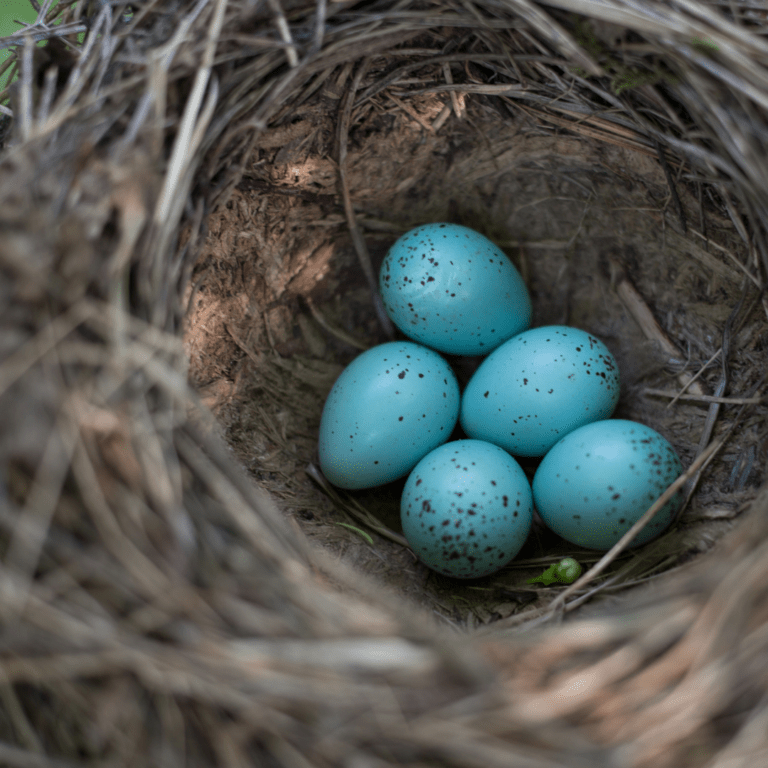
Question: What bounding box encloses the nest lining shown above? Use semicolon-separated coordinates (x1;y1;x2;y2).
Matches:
184;29;765;630
0;0;767;766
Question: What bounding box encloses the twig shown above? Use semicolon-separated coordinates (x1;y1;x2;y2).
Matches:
36;66;58;125
2;398;79;617
0;302;97;398
689;228;763;290
17;36;34;143
609;258;706;396
154;0;226;226
431;102;453;132
655;139;687;233
266;0;299;67
682;278;750;508
303;297;369;350
225;324;263;366
386;91;435;133
641;388;764;405
311;0;327;54
0;22;89;52
338;59;395;339
666;347;721;408
442;61;463;118
305;464;411;549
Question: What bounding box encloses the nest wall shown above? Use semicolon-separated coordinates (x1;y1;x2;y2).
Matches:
0;1;767;767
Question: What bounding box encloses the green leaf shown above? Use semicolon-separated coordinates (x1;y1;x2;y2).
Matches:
528;558;582;586
527;564;559;586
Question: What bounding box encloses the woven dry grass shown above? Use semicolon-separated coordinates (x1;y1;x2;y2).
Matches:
1;0;767;766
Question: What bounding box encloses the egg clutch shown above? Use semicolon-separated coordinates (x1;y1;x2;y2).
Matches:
318;223;684;579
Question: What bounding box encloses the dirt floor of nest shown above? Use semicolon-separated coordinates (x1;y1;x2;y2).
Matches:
182;89;766;630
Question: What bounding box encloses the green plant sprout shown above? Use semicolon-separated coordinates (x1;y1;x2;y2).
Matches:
334;522;374;546
528;557;582;586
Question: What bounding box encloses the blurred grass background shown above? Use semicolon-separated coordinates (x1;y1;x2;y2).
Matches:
1;0;66;105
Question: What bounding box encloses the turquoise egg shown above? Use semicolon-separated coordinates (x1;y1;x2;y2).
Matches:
379;223;531;356
532;420;683;550
401;440;533;579
318;342;459;489
460;326;620;457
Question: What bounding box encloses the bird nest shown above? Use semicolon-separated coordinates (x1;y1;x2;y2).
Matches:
1;1;767;766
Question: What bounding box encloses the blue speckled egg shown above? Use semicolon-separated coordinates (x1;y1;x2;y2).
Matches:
533;420;683;550
401;440;533;579
379;223;532;356
460;326;620;457
318;341;459;489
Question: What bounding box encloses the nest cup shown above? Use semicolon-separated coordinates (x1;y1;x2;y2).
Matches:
1;1;768;766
